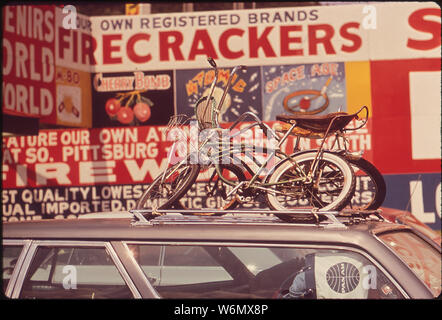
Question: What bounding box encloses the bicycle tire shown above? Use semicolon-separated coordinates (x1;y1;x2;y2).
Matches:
135;162;200;216
174;163;246;213
265;151;355;222
346;157;386;210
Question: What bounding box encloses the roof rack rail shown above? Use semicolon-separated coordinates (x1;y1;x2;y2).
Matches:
129;208;350;229
337;208;385;224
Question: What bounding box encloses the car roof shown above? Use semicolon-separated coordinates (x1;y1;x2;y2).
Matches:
3;211;409;247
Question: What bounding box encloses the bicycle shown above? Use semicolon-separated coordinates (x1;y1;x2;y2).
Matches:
189;59;384;213
136;58;357;222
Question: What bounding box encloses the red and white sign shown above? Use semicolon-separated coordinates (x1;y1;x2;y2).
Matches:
2;5;56;120
2;126;171;188
370;58;441;174
86;2;440;72
55;8;93;72
368;4;441;60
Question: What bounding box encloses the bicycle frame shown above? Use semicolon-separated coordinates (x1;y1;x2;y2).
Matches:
203;113;319;198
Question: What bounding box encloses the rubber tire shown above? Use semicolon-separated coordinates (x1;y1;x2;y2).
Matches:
175;163;246;213
266;151;355;222
135;163;200;214
347;157;386;210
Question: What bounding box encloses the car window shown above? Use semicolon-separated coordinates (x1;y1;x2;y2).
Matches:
128;244;404;299
128;245;232;287
379;231;442;297
19;246;134;299
3;245;23;293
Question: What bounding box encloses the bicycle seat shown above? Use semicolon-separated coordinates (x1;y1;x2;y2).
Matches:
276;112;355;133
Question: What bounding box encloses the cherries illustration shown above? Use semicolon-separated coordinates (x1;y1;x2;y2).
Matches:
105;98;121;116
105;91;153;125
117;107;134;124
134;102;151;122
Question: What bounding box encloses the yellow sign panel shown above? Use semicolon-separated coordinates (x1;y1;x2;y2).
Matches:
126;4;139;15
345;61;372;117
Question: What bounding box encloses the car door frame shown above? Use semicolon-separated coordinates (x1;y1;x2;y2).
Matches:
3;239;32;298
111;241;160;298
121;240;412;299
8;240;142;299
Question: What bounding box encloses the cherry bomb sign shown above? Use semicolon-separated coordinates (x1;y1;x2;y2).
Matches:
92;70;174;127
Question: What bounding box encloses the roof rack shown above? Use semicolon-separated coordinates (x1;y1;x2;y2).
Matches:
128;208;371;229
337;208;385;224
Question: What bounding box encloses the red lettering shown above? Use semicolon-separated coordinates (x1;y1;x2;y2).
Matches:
102;34;122;64
248;26;276;58
72;30;78;63
340;22;362;53
81;33;97;65
407;8;441;50
308;24;336;55
159;31;184;61
280;25;303;56
188;29;218;61
265;81;273;94
219;28;244;59
127;33;151;63
58;27;70;60
266;77;281;93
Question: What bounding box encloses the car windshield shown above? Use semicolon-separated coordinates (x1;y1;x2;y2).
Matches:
378;231;441;297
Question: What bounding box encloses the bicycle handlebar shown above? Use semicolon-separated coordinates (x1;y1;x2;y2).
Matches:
216;64;246;113
228;111;278;140
203;58;219;120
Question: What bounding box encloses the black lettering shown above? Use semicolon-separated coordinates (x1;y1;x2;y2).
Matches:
309;9;319;21
248;13;257;24
140;17;149;29
298;10;308;21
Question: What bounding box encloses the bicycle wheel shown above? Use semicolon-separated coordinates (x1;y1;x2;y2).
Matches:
135;162;200;216
174;163;246;213
266;151;355;222
346;157;386;210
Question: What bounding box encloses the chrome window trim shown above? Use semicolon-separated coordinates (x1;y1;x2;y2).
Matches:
104;242;141;298
10;240;140;299
3;240;32;298
121;242;161;299
123;240;409;299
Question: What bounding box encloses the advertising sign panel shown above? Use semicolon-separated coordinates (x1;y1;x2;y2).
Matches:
2;5;93;127
2;3;441;229
2;5;57;122
175;66;262;122
92;70;174;127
